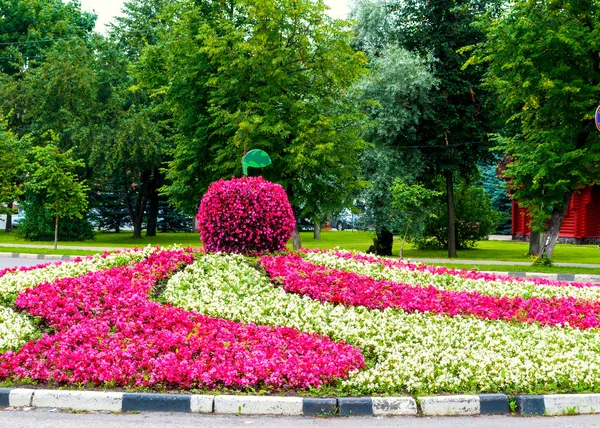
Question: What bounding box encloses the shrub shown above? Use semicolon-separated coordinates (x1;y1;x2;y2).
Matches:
414;181;501;250
197;176;295;254
15;193;94;242
531;254;553;267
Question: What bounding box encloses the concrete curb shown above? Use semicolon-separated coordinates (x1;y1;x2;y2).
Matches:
3;389;598;417
214;395;302;415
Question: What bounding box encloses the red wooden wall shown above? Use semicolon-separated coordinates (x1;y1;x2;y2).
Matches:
512;185;600;240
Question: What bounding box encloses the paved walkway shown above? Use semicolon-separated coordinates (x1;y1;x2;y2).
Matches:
1;242;600;268
0;243;127;252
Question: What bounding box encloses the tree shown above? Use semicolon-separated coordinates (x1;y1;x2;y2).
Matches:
476;0;600;260
479;162;511;235
390;179;441;257
3;39;100;158
0;114;29;231
0;0;96;75
108;0;173;60
100;105;165;239
27;135;89;249
151;0;368;249
353;0;499;258
355;45;438;254
89;181;132;233
412;177;501;250
108;0;179;238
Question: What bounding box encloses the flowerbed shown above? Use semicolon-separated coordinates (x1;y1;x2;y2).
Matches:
0;249;362;389
0;247;159;353
3;247;600;396
303;250;600;300
164;252;600;395
260;253;600;329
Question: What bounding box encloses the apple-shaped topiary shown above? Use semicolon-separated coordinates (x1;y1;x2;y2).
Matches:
197;176;295;254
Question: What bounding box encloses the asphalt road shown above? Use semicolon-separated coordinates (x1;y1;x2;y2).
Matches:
3;410;600;428
0;257;46;269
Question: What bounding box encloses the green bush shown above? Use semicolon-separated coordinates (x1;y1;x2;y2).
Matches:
531;254;553;267
15;194;94;242
414;182;501;250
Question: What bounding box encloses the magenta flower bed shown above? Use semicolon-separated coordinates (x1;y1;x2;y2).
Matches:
197;176;295;255
325;250;600;289
0;249;363;389
260;254;600;329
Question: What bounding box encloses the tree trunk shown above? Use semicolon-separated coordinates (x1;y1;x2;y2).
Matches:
313;221;321;240
145;190;159;237
123;172;151;239
446;171;457;258
400;214;412;258
131;215;143;239
528;230;542;256
4;211;11;232
539;192;573;259
292;223;301;250
375;228;394;256
54;214;59;250
288;186;301;250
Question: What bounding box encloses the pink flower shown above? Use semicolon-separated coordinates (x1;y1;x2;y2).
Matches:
197;176;295;255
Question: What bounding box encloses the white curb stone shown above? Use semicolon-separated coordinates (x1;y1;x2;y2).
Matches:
372;397;418;415
9;389;35;407
544;394;600;415
32;390;123;412
420;395;480;416
190;395;214;413
214;395;303;415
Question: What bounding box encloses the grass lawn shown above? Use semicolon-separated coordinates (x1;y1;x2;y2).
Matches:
0;230;203;248
1;229;599;274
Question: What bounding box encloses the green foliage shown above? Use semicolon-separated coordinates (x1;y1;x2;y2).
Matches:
355;46;437;239
26;134;89;247
358;45;438;146
359;146;419;235
354;0;498;176
390;179;442;255
108;0;172;60
28;137;89;219
531;254;553;268
153;0;368;221
3;39;101;158
15;193;94;242
476;0;600;256
479;162;511;234
415;180;501;250
0;114;29;215
353;0;501;257
0;0;96;75
89;181;132;233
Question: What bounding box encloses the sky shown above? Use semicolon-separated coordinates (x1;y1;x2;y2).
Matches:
79;0;352;34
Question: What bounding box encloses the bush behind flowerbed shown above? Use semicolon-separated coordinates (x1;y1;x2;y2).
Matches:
197;176;295;255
